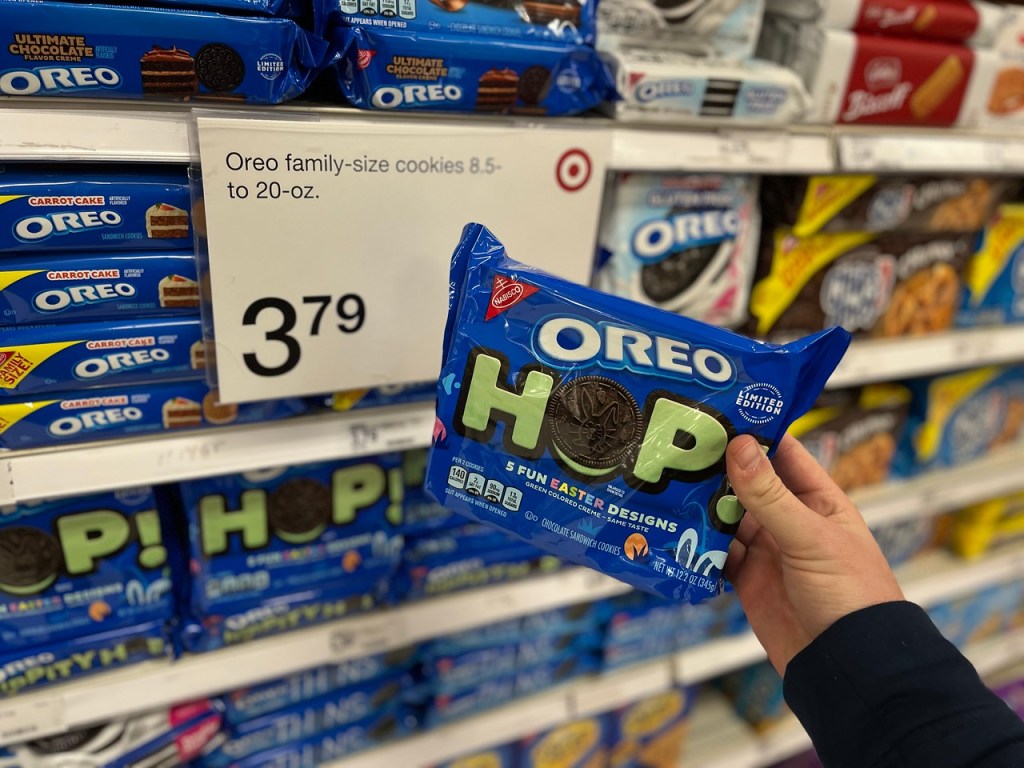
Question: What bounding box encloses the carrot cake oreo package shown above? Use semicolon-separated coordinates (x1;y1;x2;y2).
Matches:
425;224;851;602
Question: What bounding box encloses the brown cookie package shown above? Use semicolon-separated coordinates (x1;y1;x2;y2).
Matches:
748;229;975;340
789;385;911;493
761;175;1016;238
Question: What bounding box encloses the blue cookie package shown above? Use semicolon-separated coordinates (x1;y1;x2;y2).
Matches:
329;27;614;115
0;380;308;449
0;618;170;696
426;224;850;602
0;487;175;652
0;317;204;398
178;455;404;651
0;252;199;326
223;647;416;725
322;0;596;44
0;167;192;252
206;675;405;767
0;0;327;104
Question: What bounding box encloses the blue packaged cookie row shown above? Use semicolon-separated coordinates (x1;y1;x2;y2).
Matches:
426;224;850;602
0;0;328;104
0;167;192;253
178;456;404;651
329;27;614;115
0;487;175;651
322;0;596;45
0;317;204;398
0;380;308;449
0;252;199;326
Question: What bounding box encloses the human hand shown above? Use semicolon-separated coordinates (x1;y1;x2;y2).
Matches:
724;433;904;676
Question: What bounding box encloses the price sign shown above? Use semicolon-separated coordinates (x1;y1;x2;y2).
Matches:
0;698;64;745
194;117;610;403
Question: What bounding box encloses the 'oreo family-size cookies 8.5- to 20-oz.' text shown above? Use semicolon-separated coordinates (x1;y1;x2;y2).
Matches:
0;0;327;103
426;224;850;602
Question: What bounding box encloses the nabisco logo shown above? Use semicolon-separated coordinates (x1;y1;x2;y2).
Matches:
357;49;376;70
0;352;9;367
484;274;538;321
866;57;901;90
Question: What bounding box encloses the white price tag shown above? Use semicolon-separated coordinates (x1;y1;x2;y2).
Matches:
195;117;611;403
327;614;406;660
0;698;64;745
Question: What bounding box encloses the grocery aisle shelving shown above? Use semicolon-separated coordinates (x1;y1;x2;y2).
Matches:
8;101;1024;174
2;536;1020;750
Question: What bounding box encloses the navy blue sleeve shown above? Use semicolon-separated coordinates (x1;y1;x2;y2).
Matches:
783;601;1024;768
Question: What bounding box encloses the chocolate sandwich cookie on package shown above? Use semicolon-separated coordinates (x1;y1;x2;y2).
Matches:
0;167;192;252
329;27;614;115
323;0;596;44
0;700;222;768
0;487;175;651
601;44;810;124
959;204;1024;327
0;317;204;397
749;230;975;341
206;677;405;767
0;380;307;449
762;175;1012;237
222;647;416;725
178;455;404;651
594;173;760;328
0;253;198;327
0;0;328;104
0;618;169;697
426;224;849;602
599;0;765;59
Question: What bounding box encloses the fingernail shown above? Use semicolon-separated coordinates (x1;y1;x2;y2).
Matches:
737;439;764;471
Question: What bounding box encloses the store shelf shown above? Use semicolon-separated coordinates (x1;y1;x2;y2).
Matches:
826;326;1024;389
856;445;1024;529
2;538;1019;750
0;567;629;746
8;100;1024;173
0;403;436;504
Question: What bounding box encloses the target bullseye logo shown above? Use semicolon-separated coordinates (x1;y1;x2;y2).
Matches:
555;148;592;192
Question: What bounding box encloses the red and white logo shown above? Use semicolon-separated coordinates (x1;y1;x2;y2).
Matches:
555;148;592;193
865;57;901;90
0;352;10;366
357;49;377;70
485;274;539;321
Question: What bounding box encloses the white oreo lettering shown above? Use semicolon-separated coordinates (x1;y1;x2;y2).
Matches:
0;67;121;96
15;210;122;242
534;316;734;387
35;283;136;312
48;407;144;436
73;349;171;380
631;210;738;261
370;84;462;109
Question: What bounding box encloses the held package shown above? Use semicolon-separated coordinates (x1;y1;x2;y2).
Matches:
425;224;850;602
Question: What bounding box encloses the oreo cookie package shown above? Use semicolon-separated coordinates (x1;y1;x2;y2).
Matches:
329;27;614;115
0;167;192;252
0;252;199;326
0;0;327;104
594;173;760;328
178;455;404;651
426;224;849;602
0;487;175;651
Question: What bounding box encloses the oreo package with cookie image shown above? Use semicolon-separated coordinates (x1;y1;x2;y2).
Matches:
177;455;404;651
425;224;849;602
594;173;759;328
0;487;176;652
0;0;328;104
328;26;615;115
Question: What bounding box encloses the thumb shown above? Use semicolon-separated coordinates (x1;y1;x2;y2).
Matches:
726;435;821;553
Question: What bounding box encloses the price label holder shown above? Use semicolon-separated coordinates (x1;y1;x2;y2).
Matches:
0;697;65;746
193;115;611;403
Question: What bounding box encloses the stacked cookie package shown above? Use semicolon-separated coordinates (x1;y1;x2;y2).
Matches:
757;0;1024;128
0;165;307;450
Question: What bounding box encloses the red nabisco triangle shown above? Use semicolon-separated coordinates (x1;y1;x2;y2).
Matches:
485;274;539;321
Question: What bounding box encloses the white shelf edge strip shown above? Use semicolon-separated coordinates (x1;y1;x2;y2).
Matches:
827;326;1024;389
2;540;1019;750
0;403;436;504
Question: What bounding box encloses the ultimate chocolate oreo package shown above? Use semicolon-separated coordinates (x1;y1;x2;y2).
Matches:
425;224;850;602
